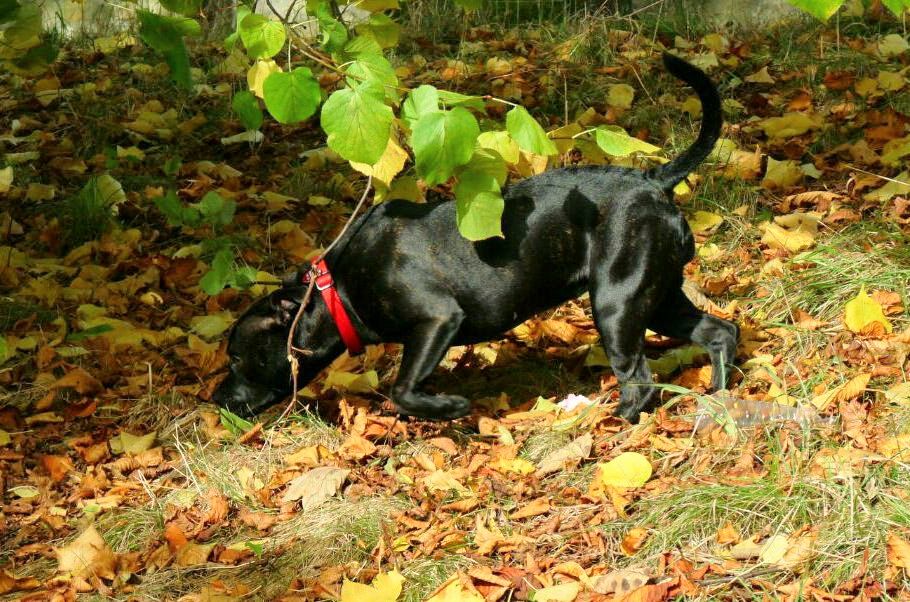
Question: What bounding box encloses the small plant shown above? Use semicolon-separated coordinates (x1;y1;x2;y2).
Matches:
154;190;257;294
63;175;126;248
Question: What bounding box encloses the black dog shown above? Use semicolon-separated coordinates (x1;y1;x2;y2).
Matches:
213;53;739;422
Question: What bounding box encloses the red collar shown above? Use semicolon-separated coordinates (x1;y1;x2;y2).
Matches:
304;258;364;355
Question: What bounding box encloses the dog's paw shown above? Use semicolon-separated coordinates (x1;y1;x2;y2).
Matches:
395;394;470;421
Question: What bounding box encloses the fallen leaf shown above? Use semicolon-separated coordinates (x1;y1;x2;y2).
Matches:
591;569;649;594
844;286;892;334
887;532;910;570
535;433;592;477
621;527;649;556
760;112;823;138
281;466;349;508
341;569;404;602
56;525;116;579
592;452;652;489
426;576;485;602
532;581;580;602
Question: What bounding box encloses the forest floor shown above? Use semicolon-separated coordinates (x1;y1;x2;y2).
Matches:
2;7;910;602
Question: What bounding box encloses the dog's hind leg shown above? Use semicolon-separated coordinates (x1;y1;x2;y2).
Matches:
391;311;470;420
648;287;739;391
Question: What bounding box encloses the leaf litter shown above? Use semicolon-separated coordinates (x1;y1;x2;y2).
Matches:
1;8;910;602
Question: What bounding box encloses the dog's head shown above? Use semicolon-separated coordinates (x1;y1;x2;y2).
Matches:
212;286;310;417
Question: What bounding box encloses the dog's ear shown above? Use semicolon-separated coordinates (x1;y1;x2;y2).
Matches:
280;269;301;288
270;287;307;323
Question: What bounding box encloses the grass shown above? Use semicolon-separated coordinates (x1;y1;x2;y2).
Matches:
599;435;910;589
758;223;910;324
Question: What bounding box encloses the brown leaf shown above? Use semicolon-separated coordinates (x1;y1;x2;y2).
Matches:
510;496;551;520
621;527;649;556
836;373;871;402
164;523;188;552
282;466;349;508
534;433;592;477
52;367;102;394
0;569;40;594
56;525;116;580
621;579;673;602
202;489;229;525
339;433;377;461
41;454;74;482
887;532;910;569
175;542;214;567
716;522;740;545
591;569;650;595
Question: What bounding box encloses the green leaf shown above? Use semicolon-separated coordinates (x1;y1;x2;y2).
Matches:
229;266;258;289
412;107;480;186
239;13;286;59
463;148;507;186
0;334;8;364
154;189;202;227
344;35;383;58
354;13;400;48
437;89;485;111
506;106;557;156
455;169;504;240
220;407;254;435
882;0;910;15
224;4;250;50
594;125;660;156
320;81;393;164
453;0;483;9
402;85;439;129
232;90;263;131
263;67;322;124
137;10;199;88
477;130;520;164
345;53;399;102
0;0;20;25
245;541;264;556
784;0;845;20
315;3;348;53
66;324;114;342
358;0;399;10
197;191;236;228
201;248;234;295
159;0;202;17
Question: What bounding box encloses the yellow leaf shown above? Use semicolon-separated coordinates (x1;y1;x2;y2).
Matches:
878;33;910;57
855;77;879;97
109;431;157;454
606;83;635;110
844;285;892;334
247;59;282;98
423;470;471;495
350;137;409;188
729;534;788;564
760;213;819;253
0;166;12;193
686;210;723;234
26;183;55;202
533;581;580;602
426;578;484;602
877;70;906;92
489;457;536;475
762;157;803;189
863;170;910;202
323;369;379;393
760;112;823;138
875;434;910;462
341;570;404;602
190;312;234;339
592;452;652;488
884;382;910;404
744;66;775;84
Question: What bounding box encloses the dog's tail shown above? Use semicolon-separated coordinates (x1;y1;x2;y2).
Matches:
647;53;721;191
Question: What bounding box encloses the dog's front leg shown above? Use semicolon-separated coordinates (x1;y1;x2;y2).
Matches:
391;313;470;420
589;273;664;423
